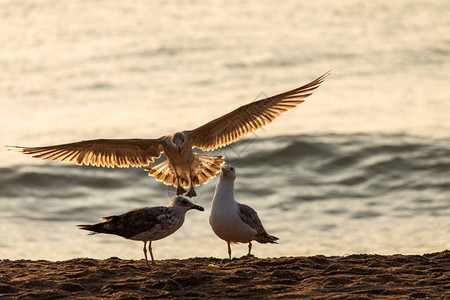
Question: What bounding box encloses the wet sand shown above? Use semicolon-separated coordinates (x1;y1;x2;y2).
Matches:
0;251;448;299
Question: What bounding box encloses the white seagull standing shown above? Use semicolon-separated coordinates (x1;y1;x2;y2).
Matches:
9;72;329;197
78;195;204;265
209;165;278;259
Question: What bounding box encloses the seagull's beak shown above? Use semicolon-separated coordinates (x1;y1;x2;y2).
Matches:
221;168;229;175
177;146;181;155
192;204;204;211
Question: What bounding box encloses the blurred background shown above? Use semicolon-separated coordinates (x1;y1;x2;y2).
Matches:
0;0;449;261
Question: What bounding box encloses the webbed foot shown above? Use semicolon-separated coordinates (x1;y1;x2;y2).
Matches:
185;187;197;198
176;185;187;195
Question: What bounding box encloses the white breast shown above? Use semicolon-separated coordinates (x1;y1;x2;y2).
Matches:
209;193;257;243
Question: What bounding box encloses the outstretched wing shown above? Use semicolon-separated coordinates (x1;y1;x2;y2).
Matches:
8;138;164;168
187;71;330;151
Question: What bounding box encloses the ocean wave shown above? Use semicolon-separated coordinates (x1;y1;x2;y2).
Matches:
2;133;448;201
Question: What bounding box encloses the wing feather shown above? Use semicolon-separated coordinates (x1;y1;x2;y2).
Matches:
8;138;164;168
238;203;279;243
187;71;330;151
238;203;267;236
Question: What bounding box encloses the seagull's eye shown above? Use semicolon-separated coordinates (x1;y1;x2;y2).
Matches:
230;167;234;171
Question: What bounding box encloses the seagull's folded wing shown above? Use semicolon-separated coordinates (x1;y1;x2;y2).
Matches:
187;71;330;151
104;207;169;239
238;203;267;235
9;139;164;168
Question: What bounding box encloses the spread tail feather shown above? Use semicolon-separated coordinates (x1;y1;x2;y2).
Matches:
145;160;177;186
145;154;224;188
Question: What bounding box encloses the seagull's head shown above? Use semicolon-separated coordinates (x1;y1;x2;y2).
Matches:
169;195;204;212
220;165;236;181
172;132;186;155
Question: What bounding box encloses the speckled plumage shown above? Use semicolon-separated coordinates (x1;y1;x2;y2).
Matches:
78;196;204;265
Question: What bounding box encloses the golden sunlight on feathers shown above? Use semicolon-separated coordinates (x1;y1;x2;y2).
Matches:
9;72;329;196
188;71;330;151
11;139;163;168
146;153;224;188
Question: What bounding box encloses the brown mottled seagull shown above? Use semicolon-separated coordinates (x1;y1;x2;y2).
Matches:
210;165;278;259
78;195;204;265
9;71;330;197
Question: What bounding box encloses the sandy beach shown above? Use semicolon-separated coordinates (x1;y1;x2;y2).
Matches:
0;251;448;299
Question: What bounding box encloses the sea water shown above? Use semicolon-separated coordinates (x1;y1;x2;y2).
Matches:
0;0;449;260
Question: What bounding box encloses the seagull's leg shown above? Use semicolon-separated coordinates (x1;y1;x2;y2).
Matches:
175;170;186;195
248;241;253;256
227;241;232;259
185;167;197;198
143;241;149;266
149;241;155;264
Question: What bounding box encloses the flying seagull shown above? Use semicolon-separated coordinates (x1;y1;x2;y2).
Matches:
78;195;204;265
209;165;278;259
9;71;330;197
